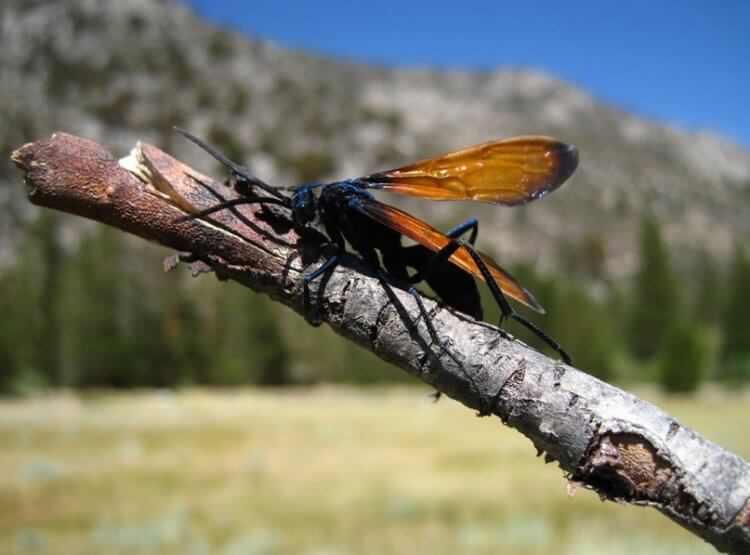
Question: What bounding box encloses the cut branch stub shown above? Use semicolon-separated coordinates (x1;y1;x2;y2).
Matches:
11;133;750;554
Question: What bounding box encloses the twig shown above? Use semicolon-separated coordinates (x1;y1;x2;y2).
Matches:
11;133;750;553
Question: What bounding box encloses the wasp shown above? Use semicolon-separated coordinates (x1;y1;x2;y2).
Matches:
176;128;577;368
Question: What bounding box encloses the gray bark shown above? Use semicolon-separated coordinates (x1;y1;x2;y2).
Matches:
11;133;750;553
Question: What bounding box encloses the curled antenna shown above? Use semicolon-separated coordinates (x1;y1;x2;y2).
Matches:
174;127;287;202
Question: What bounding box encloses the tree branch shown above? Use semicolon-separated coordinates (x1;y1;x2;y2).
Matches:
11;133;750;553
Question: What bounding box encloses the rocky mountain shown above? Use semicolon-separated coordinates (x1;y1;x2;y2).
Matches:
2;0;749;278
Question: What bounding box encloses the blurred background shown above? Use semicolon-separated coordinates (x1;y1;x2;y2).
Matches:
0;0;748;553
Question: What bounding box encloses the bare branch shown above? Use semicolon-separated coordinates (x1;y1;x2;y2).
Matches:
11;133;750;553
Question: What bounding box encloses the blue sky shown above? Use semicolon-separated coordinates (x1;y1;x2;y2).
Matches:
185;1;749;149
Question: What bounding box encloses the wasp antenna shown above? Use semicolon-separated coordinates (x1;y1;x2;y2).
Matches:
174;127;287;201
176;195;289;223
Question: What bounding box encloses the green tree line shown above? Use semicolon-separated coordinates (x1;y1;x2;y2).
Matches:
1;212;748;393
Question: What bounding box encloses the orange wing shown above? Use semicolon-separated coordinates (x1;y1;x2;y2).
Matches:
359;136;578;205
355;197;543;313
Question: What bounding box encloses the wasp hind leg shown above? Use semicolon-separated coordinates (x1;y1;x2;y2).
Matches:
406;218;478;285
402;220;571;367
458;241;572;365
446;218;479;244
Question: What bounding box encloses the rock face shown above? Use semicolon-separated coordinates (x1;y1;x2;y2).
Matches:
2;0;749;276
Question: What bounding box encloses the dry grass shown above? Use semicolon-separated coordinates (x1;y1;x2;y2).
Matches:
0;386;747;554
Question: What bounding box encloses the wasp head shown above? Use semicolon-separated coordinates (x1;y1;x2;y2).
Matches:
290;185;319;226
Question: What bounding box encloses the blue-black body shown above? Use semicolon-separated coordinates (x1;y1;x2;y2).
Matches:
293;181;483;320
175;128;571;370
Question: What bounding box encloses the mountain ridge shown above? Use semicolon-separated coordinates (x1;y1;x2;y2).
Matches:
2;0;748;278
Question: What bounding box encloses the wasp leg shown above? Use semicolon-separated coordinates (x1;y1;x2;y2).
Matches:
176;195;286;222
405;218;478;285
458;241;572;366
377;272;472;386
446;217;479;244
301;244;343;325
303;251;340;282
403;219;481;406
372;269;487;415
402;222;571;367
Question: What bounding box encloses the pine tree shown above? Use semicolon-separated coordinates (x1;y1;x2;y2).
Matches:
691;250;722;326
719;245;750;381
628;216;680;360
120;246;203;388
33;214;64;385
659;321;706;392
63;228;132;386
500;264;615;380
6;213;65;387
209;282;290;385
158;272;206;386
57;230;208;388
247;294;290;385
0;271;18;392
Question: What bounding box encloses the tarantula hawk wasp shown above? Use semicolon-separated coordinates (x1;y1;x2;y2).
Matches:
174;128;577;407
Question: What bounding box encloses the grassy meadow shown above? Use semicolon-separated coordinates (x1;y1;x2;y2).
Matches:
0;386;747;554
